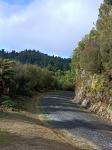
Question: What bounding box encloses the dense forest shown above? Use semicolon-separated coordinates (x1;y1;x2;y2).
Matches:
71;0;112;121
0;49;71;71
0;49;73;109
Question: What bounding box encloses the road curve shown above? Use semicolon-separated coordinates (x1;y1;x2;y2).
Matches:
40;91;112;150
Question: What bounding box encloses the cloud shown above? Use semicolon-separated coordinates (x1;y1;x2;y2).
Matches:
0;0;103;57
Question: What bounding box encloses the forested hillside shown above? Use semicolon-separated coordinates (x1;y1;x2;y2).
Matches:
72;0;112;122
0;49;71;71
0;49;73;110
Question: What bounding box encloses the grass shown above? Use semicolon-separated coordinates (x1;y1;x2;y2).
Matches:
0;129;12;145
0;112;9;119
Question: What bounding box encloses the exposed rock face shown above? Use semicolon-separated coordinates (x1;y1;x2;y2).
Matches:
74;70;112;122
89;102;112;122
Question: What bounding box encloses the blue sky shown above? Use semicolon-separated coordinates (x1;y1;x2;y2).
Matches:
0;0;103;57
3;0;32;5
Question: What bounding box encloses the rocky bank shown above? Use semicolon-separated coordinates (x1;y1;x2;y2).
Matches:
73;70;112;122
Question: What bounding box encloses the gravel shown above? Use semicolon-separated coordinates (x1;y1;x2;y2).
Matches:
41;91;112;150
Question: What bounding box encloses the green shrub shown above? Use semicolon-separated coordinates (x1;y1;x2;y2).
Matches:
62;81;74;91
1;96;16;108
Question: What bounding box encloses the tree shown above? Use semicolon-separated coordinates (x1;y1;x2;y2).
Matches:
96;0;112;72
0;59;15;96
80;29;102;73
0;49;71;71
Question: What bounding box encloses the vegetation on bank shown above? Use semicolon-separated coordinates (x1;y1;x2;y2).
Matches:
71;0;112;121
0;54;74;109
0;49;71;71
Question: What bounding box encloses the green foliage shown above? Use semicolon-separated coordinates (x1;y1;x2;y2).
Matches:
96;0;112;72
1;96;16;108
81;40;102;73
71;0;112;104
13;63;55;95
55;70;74;91
72;0;112;75
0;49;73;101
0;58;15;96
91;75;104;92
0;49;71;72
0;56;73;102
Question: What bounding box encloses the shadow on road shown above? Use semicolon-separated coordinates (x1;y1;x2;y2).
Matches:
48;118;112;132
40;92;112;133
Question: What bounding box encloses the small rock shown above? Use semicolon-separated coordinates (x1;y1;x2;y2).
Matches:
81;99;90;108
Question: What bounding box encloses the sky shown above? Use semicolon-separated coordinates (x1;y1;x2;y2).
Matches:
0;0;103;57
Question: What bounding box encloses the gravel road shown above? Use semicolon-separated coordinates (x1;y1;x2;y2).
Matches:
41;91;112;150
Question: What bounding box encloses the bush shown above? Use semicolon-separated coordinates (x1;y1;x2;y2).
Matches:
62;81;74;91
13;63;57;95
1;96;16;108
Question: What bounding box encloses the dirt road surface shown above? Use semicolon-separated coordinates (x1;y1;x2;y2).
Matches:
40;92;112;150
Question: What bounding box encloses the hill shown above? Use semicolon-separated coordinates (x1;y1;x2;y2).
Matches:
0;49;71;71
